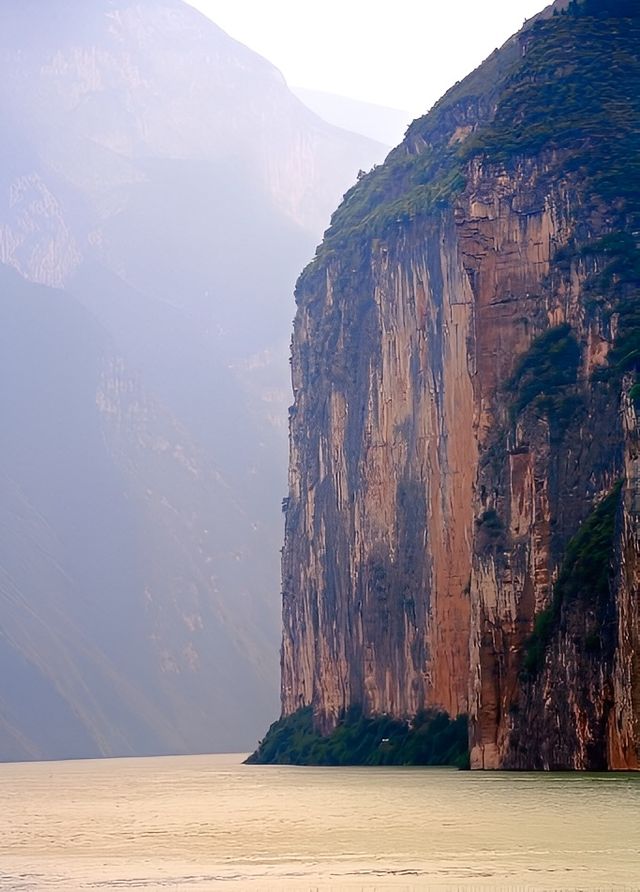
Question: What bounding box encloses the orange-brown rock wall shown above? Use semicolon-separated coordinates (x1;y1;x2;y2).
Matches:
282;217;476;730
282;79;640;769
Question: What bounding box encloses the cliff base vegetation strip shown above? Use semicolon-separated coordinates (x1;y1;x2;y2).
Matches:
246;707;469;768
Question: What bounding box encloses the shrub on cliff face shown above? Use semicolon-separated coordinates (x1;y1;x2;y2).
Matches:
584;234;640;400
522;607;555;675
246;706;469;768
521;481;622;676
475;508;506;555
508;324;582;435
553;481;622;608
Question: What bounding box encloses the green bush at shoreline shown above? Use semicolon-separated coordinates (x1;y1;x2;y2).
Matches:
246;706;469;769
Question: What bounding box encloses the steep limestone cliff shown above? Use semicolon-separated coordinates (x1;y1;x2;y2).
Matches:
280;0;640;769
282;216;476;732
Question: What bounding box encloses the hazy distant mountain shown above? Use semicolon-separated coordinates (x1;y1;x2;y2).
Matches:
293;88;411;147
0;265;279;757
0;0;385;760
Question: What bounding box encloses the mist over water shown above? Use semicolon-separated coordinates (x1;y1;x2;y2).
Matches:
1;754;638;891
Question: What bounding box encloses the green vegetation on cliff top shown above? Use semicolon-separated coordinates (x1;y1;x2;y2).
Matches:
303;0;639;273
246;706;469;769
466;0;640;208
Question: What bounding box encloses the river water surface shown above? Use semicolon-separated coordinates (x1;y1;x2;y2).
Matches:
0;753;639;891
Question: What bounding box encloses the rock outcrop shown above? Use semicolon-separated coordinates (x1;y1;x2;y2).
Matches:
280;0;640;769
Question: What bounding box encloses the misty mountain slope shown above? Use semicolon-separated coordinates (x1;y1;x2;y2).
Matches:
0;0;384;451
0;0;384;249
0;264;280;757
0;0;385;759
293;88;409;147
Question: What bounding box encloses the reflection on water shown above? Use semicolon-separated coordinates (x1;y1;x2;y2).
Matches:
0;752;639;890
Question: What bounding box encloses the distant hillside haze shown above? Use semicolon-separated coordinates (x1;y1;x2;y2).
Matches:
0;0;386;760
293;88;410;148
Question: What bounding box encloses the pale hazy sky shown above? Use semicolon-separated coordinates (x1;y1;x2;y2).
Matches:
186;0;548;116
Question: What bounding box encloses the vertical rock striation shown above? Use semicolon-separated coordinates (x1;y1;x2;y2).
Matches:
280;0;640;768
283;220;476;730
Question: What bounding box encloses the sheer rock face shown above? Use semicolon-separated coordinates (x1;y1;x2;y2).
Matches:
462;162;636;770
283;219;476;730
281;0;640;768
